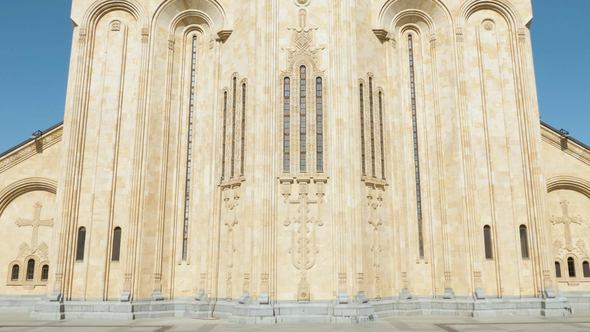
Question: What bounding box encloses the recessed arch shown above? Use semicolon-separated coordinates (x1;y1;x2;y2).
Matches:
459;0;524;30
547;176;590;199
0;177;57;217
81;0;146;31
153;0;227;37
378;0;452;33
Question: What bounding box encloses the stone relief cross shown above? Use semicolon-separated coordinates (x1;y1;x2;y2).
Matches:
551;200;584;251
223;187;240;269
15;202;53;249
284;190;323;272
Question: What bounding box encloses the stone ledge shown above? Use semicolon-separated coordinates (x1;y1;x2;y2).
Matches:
10;297;576;322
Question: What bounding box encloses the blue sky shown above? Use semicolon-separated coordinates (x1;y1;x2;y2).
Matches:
0;1;588;154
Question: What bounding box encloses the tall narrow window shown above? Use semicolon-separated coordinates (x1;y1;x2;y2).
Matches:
221;92;228;179
231;77;237;178
76;227;86;261
483;225;493;259
299;66;307;172
112;227;122;261
283;78;291;173
519;225;529;259
568;257;576;277
555;261;562;278
315;77;324;173
11;265;19;281
240;83;246;176
41;265;49;281
369;77;376;177
26;259;35;281
359;83;366;176
408;34;424;258
378;91;386;180
182;35;198;261
584;261;590;278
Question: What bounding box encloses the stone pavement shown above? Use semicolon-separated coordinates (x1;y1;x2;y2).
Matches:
1;313;590;331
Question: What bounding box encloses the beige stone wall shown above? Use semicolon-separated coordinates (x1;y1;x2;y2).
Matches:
541;126;590;292
3;0;589;306
0;127;63;296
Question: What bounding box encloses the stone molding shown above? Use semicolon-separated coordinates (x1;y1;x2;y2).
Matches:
542;125;590;167
0;126;63;174
0;177;58;217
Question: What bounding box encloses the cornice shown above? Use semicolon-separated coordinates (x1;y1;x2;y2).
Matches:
0;123;63;174
541;122;590;167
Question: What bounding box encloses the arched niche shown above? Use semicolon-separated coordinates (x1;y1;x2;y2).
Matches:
80;0;147;34
377;0;452;36
0;178;57;218
547;176;590;199
153;0;228;39
459;0;524;31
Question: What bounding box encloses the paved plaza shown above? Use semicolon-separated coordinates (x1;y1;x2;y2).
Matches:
1;313;590;332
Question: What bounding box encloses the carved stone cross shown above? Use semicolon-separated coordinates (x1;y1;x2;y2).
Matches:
16;202;53;249
283;183;324;301
551;201;583;251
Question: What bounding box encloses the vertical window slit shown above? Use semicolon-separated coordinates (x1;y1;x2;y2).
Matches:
182;35;198;261
26;259;35;281
299;66;307;172
484;225;493;259
378;91;386;180
76;226;86;261
240;83;246;176
369;77;376;178
359;83;366;176
408;34;424;258
41;265;49;281
283;78;291;173
221;92;228;180
316;77;323;173
11;265;19;281
112;227;122;261
568;257;576;278
231;77;237;178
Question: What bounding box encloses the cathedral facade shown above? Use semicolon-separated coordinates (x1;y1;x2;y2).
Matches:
1;0;590;321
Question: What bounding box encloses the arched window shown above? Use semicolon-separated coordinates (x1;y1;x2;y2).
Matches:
182;35;198;262
555;261;562;278
10;264;19;281
359;83;366;176
369;77;376;178
519;225;529;259
283;77;291;173
378;91;386;180
241;82;247;176
315;77;324;173
76;227;86;261
299;65;307;172
567;257;576;278
231;77;237;178
584;261;590;278
41;265;49;281
112;227;122;261
484;225;493;259
26;259;35;281
408;34;424;259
